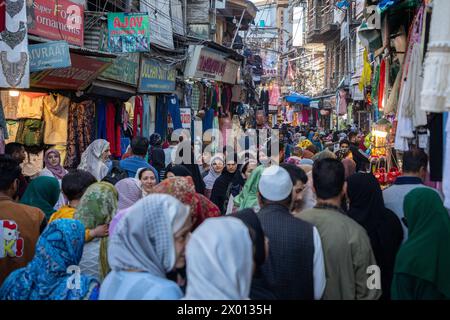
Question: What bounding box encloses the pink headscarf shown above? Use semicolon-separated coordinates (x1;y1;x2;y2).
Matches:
342;158;357;178
44;149;66;180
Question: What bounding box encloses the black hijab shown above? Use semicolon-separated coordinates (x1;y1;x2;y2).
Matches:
347;173;403;300
166;164;192;177
210;166;238;214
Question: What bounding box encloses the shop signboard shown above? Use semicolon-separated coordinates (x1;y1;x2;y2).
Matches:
138;56;176;93
27;0;84;47
184;46;239;84
29;41;71;72
30;53;110;90
98;53;140;86
107;12;150;53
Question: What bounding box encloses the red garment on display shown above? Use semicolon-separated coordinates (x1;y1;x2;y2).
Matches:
378;58;386;111
133;96;143;137
0;1;5;33
106;102;118;156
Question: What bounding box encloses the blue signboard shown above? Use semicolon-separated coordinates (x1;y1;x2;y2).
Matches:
138;56;176;93
29;41;71;72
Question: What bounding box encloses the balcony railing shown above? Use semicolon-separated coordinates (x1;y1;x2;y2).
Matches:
306;0;339;43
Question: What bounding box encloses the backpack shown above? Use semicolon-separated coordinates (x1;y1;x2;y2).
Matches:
102;160;128;185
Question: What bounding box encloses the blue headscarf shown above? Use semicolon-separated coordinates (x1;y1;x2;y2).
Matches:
0;219;99;300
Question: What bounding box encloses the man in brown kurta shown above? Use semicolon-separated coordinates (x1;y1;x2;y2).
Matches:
295;158;381;300
0;156;46;286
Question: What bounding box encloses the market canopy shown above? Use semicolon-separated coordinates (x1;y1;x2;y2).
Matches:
285;93;311;106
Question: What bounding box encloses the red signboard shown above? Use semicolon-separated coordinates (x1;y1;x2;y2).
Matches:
30;53;110;90
28;0;84;46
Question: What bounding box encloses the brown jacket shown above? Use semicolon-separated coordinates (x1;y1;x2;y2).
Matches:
0;196;45;286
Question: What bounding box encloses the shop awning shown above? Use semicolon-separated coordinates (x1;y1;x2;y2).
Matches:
285;93;311;106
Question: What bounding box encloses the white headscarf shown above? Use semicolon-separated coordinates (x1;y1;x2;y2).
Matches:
203;153;224;190
78;139;110;181
108;194;190;278
183;217;253;300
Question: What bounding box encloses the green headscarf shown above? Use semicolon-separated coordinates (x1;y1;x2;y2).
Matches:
20;176;60;220
233;165;265;210
74;182;118;280
393;188;450;298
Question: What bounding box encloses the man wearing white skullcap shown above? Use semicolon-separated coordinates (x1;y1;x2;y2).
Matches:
256;165;326;300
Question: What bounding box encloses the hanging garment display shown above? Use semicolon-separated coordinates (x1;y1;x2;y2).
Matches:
5;119;18;144
0;0;29;88
1;90;18;119
191;83;201;111
421;0;450;113
338;90;347;115
133;96;143;137
378;58;386;111
43;94;69;145
358;49;372;91
16;93;45;119
155;95;168;140
96;99;107;140
167;94;182;130
428;113;443;182
142;95;151;138
385;66;402;114
443;115;450;209
15;119;44;147
149;95;156;135
0;98;8;139
64;100;96;169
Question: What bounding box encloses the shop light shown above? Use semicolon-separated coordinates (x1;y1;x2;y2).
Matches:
9;90;19;97
372;129;388;138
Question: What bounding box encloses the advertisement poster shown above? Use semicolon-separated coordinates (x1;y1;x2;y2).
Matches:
27;0;84;47
107;12;150;53
29;41;71;72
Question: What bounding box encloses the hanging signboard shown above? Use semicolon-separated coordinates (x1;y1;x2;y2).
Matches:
107;12;150;53
184;46;239;84
27;0;84;47
30;53;110;90
98;53;140;86
138;56;176;93
29;41;71;72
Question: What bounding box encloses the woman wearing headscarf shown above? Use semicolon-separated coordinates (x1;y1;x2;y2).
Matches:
342;158;357;178
78;139;111;181
0;219;100;300
148;133;165;179
233;165;265;212
99;194;192;300
347;173;403;300
74;182;118;281
20;176;60;221
229;159;258;198
152;176;220;231
210;157;239;214
165;164;192;179
234;209;275;300
183;217;253;300
136;167;159;196
109;178;143;236
203;154;224;199
391;188;450;300
40;149;68;210
151;177;220;290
